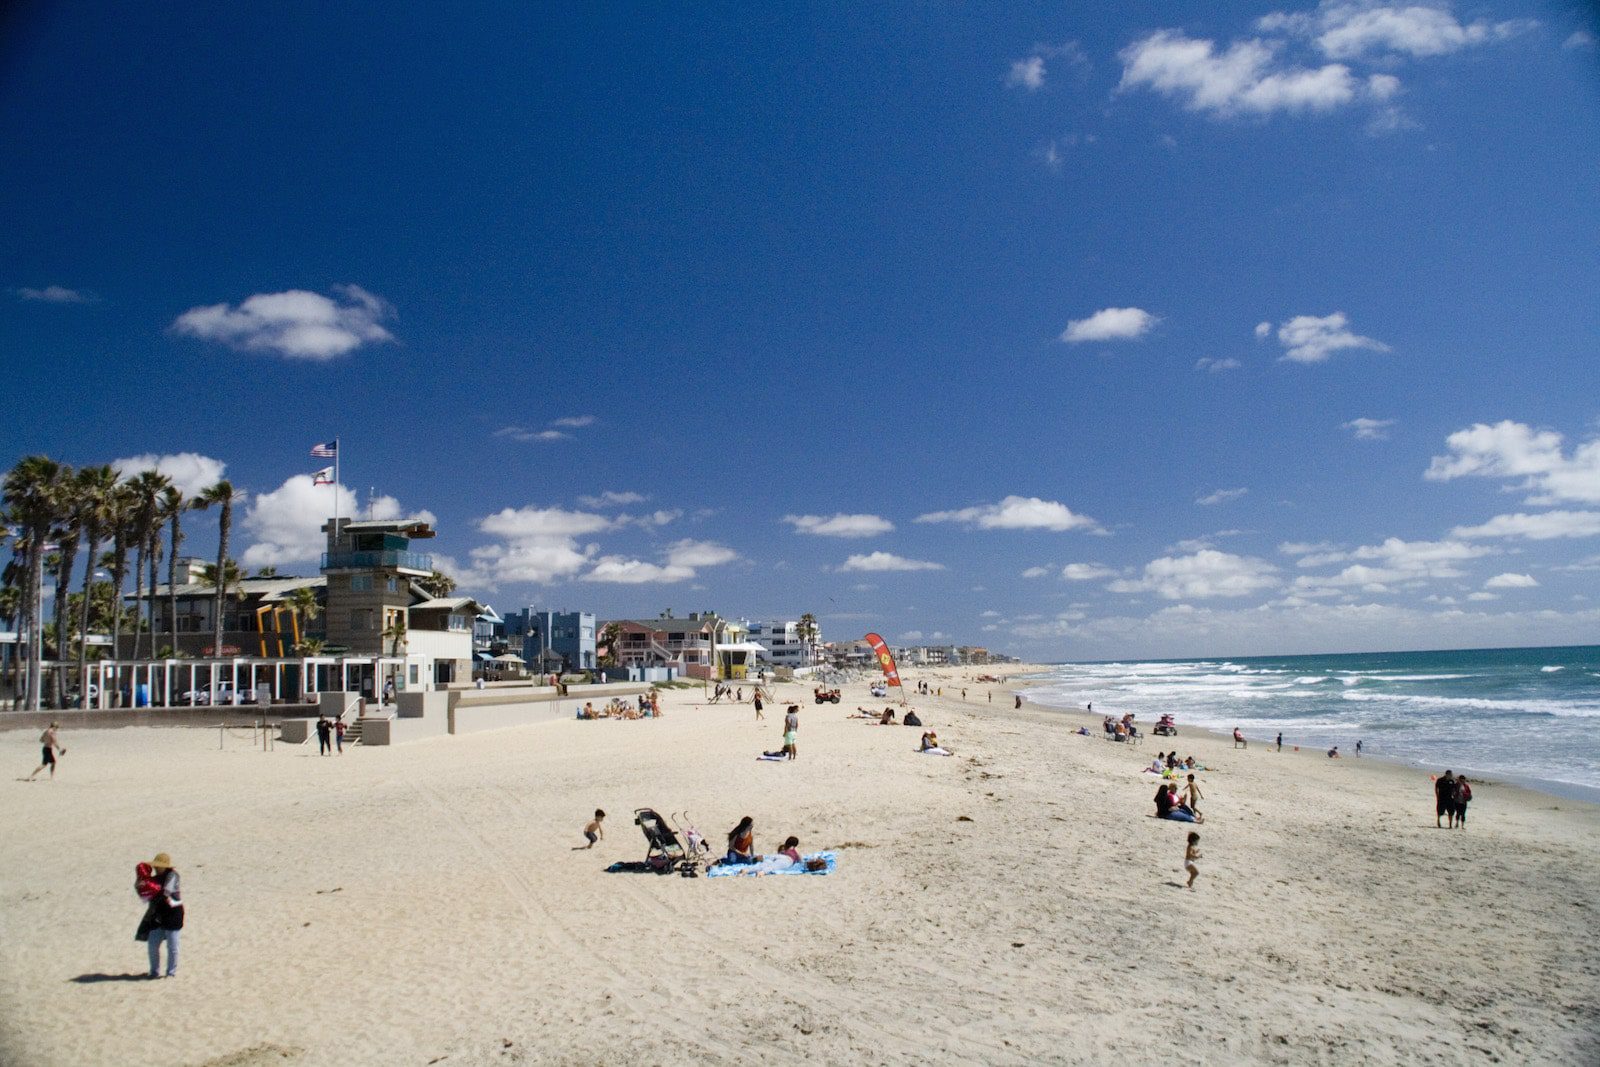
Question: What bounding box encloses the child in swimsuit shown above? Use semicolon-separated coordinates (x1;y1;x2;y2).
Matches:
1184;832;1202;890
582;809;605;848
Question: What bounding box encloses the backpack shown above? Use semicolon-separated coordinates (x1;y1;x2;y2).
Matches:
1457;780;1472;803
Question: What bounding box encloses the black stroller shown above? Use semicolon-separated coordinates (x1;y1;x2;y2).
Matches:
634;808;705;877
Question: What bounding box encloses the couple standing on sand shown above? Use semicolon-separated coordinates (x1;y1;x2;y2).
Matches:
1434;770;1473;828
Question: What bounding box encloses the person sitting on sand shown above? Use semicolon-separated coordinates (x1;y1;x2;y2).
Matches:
1147;757;1164;774
1184;756;1197;770
879;708;897;725
1166;752;1179;771
1157;783;1197;823
725;816;759;865
1328;746;1341;758
777;836;801;865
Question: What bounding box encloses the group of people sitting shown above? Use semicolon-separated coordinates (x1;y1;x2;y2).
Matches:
1145;751;1204;775
1153;778;1205;823
852;705;921;726
1103;713;1140;741
714;816;824;871
577;693;662;720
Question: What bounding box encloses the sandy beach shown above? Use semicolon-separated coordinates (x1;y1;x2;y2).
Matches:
2;666;1598;1066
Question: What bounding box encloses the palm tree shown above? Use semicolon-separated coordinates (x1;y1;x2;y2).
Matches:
286;585;321;648
125;470;171;662
253;565;279;578
383;612;408;657
3;456;67;712
49;466;82;705
160;485;195;663
598;621;622;667
74;465;118;708
419;569;456;598
195;481;238;661
106;483;136;667
797;612;820;666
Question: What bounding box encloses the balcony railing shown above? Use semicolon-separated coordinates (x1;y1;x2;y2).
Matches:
321;550;434;573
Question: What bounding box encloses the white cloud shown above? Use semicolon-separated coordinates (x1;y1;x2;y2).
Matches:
1060;307;1157;343
480;506;612;540
980;610;1002;618
782;513;895;538
900;631;925;641
550;415;596;428
1254;321;1273;338
1275;3;1538;60
172;285;394;361
916;495;1102;533
578;491;647;508
1279;540;1340;557
495;427;568;442
1119;30;1366;117
838;552;945;573
1452;511;1600;541
1108;549;1280;599
1195;357;1241;373
1289;538;1494;592
112;452;228;498
1270;312;1390;363
1007;56;1045;91
1196;487;1248;506
241;476;433;569
579;541;736;584
1566;30;1596;50
1467;591;1499;602
614;510;682;529
1343;417;1395;440
1554;555;1600;573
1021;566;1052;579
1484;572;1538;589
1425;420;1600;505
1061;563;1115;581
15;285;94;304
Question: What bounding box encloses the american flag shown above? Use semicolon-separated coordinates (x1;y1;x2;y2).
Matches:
310;440;338;458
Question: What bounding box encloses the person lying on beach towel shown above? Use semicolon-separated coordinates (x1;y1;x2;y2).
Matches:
878;709;897;725
758;752;788;762
707;850;836;878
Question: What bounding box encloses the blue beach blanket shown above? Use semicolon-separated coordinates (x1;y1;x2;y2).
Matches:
707;851;837;878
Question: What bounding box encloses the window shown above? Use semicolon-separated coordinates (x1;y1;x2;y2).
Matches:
350;575;373;592
448;614;468;631
386;577;399;592
409;665;419;684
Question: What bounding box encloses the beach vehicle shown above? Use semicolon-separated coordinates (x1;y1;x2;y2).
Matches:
813;688;841;704
1154;714;1177;737
633;808;694;876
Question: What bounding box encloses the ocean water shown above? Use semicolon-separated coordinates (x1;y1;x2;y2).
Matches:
1018;645;1600;799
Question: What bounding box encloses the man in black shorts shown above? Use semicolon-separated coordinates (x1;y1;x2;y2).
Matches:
1435;770;1456;828
29;722;63;780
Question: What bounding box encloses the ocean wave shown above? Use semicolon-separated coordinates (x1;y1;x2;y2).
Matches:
1341;691;1600;718
1293;676;1331;684
1541;665;1565;673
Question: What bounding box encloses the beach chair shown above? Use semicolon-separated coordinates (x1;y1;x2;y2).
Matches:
634;808;690;875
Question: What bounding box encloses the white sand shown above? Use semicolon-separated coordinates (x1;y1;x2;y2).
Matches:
3;666;1598;1065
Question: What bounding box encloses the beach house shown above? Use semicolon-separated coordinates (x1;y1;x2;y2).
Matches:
503;608;596;674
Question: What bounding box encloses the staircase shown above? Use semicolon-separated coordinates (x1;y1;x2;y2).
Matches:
341;718;366;747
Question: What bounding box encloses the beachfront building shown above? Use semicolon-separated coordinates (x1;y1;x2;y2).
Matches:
743;619;818;668
609;611;753;680
125;560;328;660
503;608;596;674
473;605;506;660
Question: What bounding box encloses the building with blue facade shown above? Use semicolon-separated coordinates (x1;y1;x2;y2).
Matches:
502;608;596;673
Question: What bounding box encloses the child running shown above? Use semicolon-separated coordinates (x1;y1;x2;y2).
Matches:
581;809;605;849
1184;832;1202;889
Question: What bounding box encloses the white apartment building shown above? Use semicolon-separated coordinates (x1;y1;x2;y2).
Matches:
744;619;816;668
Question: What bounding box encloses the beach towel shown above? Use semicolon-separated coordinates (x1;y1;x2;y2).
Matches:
707;851;836;878
757;754;788;762
919;747;953;756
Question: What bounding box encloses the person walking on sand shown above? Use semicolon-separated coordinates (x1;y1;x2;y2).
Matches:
1454;776;1472;828
783;704;800;760
1183;774;1204;819
315;715;332;756
334;717;346;754
138;852;184;978
1275;732;1283;752
28;722;64;780
1183;832;1202;890
1014;695;1021;710
1355;739;1363;758
1435;770;1457;828
753;690;764;720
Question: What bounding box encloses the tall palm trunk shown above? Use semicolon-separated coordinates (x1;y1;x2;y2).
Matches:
78;525;102;709
52;536;79;708
131;533;146;663
25;535;45;713
167;506;183;662
147;529;162;654
212;495;232;661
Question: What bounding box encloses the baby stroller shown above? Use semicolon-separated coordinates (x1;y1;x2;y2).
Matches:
634;808;700;877
671;811;714;876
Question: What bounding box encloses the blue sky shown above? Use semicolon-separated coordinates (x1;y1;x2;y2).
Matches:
4;2;1600;659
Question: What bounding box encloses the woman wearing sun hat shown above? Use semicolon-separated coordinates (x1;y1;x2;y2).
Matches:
139;852;184;978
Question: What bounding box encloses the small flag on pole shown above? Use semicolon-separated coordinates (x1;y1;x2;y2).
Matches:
312;466;335;485
310;440;338;458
